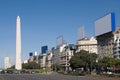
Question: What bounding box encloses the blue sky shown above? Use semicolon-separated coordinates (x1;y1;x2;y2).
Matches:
0;0;120;68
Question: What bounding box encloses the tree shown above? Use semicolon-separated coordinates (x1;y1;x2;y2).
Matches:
8;65;15;69
98;57;120;72
114;59;120;67
52;63;63;71
70;55;85;69
22;62;40;69
69;50;98;71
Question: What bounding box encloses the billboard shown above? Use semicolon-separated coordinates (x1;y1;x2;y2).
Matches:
56;35;64;47
78;26;85;40
29;52;33;56
94;13;116;37
41;46;48;54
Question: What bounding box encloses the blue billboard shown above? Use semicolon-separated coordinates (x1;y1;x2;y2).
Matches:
41;46;48;54
29;52;33;56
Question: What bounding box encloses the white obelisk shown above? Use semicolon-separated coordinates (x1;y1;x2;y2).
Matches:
15;16;22;70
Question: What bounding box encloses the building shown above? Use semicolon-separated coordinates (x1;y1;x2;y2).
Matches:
28;52;34;62
113;27;120;59
52;43;76;71
93;26;120;59
60;44;76;71
52;47;60;65
28;52;40;63
39;53;47;69
34;51;39;63
97;27;120;59
76;37;97;54
15;16;22;70
28;52;47;69
46;50;53;70
4;57;11;69
97;32;114;58
29;56;35;62
52;44;67;65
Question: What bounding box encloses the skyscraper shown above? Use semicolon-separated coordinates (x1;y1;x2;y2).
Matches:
15;16;22;70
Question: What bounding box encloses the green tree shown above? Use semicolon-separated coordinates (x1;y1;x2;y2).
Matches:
114;59;120;67
8;65;15;69
98;57;120;72
69;50;97;71
99;57;115;68
70;56;85;69
22;62;40;69
52;63;63;71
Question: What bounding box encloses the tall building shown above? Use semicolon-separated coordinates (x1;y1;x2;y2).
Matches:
46;50;53;70
38;53;47;69
4;57;11;69
15;16;22;70
76;37;97;54
96;27;120;59
113;27;120;59
60;44;76;71
97;32;114;58
52;43;76;71
52;47;60;65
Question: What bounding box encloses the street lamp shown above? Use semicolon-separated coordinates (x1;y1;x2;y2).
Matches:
96;59;98;74
89;48;92;74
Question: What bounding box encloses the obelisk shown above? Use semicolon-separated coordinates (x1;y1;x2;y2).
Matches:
15;16;22;70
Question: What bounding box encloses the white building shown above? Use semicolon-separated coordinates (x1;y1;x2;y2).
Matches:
51;43;76;71
39;53;47;69
52;44;67;65
46;50;53;70
52;47;60;65
113;27;120;59
4;57;11;69
60;44;76;71
76;37;97;54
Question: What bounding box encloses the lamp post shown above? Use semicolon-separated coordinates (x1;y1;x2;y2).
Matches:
89;48;92;74
90;52;92;74
96;59;98;74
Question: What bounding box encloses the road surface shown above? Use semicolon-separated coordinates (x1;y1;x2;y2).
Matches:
0;74;119;80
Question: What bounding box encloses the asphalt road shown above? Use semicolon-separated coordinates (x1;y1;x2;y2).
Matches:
0;74;119;80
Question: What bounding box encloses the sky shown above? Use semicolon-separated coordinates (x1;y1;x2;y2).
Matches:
0;0;120;68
